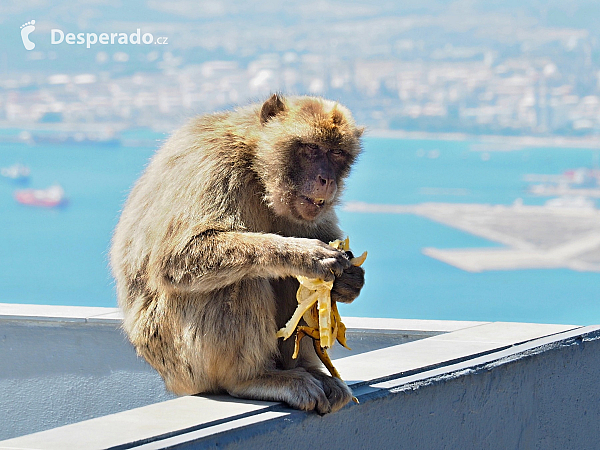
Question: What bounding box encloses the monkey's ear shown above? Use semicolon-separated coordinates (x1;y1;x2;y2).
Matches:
331;106;344;126
354;126;365;138
260;94;286;124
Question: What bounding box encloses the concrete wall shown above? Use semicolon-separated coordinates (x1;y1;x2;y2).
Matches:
199;329;600;450
0;318;174;441
0;307;432;441
1;304;598;450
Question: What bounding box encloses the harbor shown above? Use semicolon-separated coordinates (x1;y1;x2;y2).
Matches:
345;201;600;273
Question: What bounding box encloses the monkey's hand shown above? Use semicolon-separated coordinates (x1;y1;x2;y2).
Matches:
331;264;365;304
293;239;352;282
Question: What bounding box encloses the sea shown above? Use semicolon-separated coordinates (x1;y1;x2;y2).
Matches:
1;132;599;325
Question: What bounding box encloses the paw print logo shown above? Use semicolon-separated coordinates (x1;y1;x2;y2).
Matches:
20;20;36;51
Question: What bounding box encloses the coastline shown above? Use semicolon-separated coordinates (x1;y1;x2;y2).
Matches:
344;201;600;273
368;129;600;150
2;123;600;150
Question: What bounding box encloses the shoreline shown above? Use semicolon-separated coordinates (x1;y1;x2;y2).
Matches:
344;201;600;273
1;123;600;150
368;129;600;150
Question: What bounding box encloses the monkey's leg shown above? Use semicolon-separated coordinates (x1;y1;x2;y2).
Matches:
291;328;354;413
225;367;333;414
181;278;332;414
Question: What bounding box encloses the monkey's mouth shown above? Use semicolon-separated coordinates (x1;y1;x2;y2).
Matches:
295;195;327;220
302;196;326;207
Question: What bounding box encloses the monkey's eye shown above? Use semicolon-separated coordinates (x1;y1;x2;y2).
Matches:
330;148;344;156
306;143;319;151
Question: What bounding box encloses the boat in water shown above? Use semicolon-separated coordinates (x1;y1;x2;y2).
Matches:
1;163;30;182
32;133;120;147
14;184;67;208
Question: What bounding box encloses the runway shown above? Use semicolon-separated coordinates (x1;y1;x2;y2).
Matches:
344;201;600;272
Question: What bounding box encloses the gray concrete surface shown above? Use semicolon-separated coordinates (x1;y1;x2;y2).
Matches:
0;319;175;441
1;304;597;450
0;305;443;441
140;326;600;450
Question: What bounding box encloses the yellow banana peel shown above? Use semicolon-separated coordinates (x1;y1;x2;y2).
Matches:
276;237;366;404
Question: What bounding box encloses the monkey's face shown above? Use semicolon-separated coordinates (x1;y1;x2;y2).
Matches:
261;137;359;224
288;142;343;221
256;95;363;224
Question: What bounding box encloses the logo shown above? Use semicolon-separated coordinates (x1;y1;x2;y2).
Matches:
19;21;169;52
20;20;36;50
51;28;168;48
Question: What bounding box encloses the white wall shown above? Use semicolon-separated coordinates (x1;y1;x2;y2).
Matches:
2;305;599;450
0;319;174;440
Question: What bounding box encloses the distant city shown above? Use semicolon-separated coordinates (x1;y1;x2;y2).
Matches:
2;0;600;141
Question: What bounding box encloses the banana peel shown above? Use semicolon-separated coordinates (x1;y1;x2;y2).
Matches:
276;237;367;404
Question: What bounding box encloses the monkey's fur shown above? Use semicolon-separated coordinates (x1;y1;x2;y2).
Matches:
111;94;365;414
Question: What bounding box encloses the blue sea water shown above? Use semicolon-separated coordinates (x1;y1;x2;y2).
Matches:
0;135;599;325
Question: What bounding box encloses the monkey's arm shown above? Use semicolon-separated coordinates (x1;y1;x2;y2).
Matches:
159;231;352;294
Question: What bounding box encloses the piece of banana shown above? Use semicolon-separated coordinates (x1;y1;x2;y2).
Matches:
275;277;332;341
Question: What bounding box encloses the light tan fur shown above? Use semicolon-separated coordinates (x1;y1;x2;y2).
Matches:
110;95;364;413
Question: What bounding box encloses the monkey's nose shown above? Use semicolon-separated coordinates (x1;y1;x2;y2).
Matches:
315;175;337;200
318;175;331;186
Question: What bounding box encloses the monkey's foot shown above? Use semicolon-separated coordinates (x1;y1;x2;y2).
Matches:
293;326;358;406
312;338;358;404
306;368;354;413
226;367;333;414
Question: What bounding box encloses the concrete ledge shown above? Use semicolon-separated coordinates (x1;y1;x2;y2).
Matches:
0;303;123;324
0;304;452;441
0;303;484;331
2;304;596;449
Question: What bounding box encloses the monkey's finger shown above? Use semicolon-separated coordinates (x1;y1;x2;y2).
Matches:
339;264;365;284
333;276;364;292
319;257;348;279
331;266;364;303
331;290;359;304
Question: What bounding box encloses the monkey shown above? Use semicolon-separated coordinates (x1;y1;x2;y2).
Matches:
110;94;365;414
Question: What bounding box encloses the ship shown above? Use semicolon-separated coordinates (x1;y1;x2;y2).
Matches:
1;163;30;182
14;184;67;208
31;134;120;147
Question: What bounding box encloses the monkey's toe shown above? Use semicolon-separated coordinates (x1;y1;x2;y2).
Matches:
286;374;332;414
308;370;353;413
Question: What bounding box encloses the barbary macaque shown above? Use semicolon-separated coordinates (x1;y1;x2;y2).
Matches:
110;94;365;413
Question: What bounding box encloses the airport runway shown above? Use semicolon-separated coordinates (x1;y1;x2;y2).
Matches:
345;201;600;272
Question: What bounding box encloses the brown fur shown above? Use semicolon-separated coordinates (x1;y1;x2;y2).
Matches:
110;94;364;414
